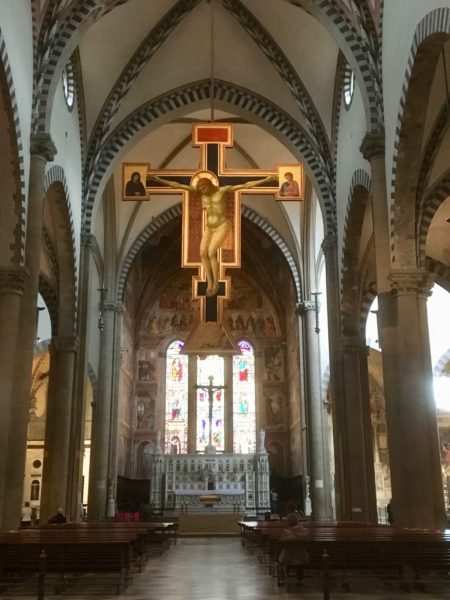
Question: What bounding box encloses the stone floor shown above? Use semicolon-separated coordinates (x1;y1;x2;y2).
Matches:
2;537;450;599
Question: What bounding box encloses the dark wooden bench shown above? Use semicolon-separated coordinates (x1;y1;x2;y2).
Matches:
241;521;450;593
0;528;141;595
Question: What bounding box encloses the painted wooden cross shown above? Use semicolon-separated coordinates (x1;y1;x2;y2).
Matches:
144;123;303;327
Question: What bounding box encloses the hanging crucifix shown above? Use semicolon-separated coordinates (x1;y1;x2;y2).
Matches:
124;123;304;351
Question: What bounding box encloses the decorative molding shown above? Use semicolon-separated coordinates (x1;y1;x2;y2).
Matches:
389;7;450;263
0;26;26;264
51;335;79;353
341;336;365;354
0;267;29;295
360;131;385;161
285;0;383;131
82;79;336;236
340;169;372;335
296;301;315;315
389;269;435;297
321;233;337;256
222;0;332;180
103;301;123;314
30;133;57;161
417;169;450;267
84;0;201;186
425;256;450;294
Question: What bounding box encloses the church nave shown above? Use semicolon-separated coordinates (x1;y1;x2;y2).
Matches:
4;537;449;600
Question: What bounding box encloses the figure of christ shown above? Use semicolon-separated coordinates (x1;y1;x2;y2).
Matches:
150;174;277;296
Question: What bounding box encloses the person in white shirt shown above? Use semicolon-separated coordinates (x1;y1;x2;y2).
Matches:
21;501;32;527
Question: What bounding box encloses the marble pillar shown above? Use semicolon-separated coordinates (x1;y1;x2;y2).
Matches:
66;233;92;521
379;270;446;528
2;134;56;529
224;356;233;453
321;233;348;520
360;132;391;294
0;267;29;522
299;300;333;519
340;336;377;522
187;356;197;453
88;301;121;521
40;335;78;523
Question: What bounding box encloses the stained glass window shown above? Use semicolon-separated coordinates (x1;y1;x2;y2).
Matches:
165;340;188;454
196;355;225;453
233;340;256;453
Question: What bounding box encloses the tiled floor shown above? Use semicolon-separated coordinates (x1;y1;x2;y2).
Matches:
2;537;450;599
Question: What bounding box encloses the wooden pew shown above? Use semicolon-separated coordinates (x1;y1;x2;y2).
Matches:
0;528;141;594
240;521;450;593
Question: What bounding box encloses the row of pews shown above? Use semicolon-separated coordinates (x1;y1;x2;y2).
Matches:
0;520;178;596
239;519;450;595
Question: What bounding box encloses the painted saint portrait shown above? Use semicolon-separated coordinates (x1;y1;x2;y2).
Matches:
275;164;304;201
122;163;149;200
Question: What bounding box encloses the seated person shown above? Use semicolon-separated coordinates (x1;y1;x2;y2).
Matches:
48;507;66;524
278;503;309;586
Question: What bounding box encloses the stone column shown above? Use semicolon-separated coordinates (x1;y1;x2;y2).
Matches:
0;267;29;522
321;233;348;520
379;270;446;528
2;134;56;529
39;335;78;523
108;307;123;499
88;301;121;521
187;356;197;453
340;336;377;522
224;356;233;453
298;300;333;519
360;132;391;294
66;233;92;522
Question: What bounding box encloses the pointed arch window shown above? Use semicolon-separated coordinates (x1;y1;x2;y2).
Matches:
30;479;40;501
196;355;225;453
164;340;188;454
233;340;256;453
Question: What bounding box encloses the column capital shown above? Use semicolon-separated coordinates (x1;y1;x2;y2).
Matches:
341;336;366;354
360;130;385;161
389;269;435;298
321;233;337;256
296;301;315;315
103;301;123;314
0;266;29;295
51;335;79;352
30;133;57;162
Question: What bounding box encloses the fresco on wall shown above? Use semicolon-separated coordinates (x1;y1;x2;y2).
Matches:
145;271;198;337
138;359;156;382
136;391;156;431
265;390;285;430
264;345;284;382
266;440;285;477
224;271;279;336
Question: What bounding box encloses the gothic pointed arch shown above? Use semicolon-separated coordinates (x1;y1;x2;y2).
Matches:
390;8;450;267
341;170;376;336
117;204;302;305
0;27;26;267
83;81;335;237
43;166;78;336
